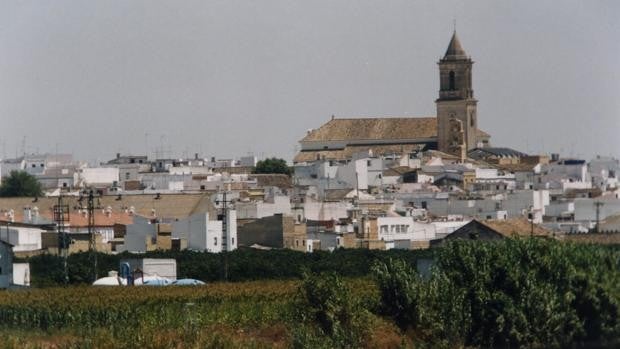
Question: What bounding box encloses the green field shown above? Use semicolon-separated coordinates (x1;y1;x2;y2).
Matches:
3;239;620;348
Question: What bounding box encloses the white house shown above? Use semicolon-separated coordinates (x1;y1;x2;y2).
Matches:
236;196;291;219
172;211;237;252
376;216;437;246
0;223;44;252
75;167;120;188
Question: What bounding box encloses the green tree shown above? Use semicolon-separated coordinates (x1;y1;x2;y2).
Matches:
253;157;291;175
0;170;43;197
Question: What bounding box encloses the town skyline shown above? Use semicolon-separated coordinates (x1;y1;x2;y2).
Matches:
1;1;618;163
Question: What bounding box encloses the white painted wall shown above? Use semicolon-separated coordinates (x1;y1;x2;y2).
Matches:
377;217;437;243
225;210;237;251
4;227;42;252
76;167;119;186
236;196;291;219
12;263;30;286
172;212;225;252
303;201;350;221
335;158;368;190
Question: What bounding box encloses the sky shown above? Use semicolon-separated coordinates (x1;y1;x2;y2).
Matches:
0;0;618;164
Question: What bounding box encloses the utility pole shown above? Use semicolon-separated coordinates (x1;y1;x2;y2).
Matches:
594;201;604;234
87;190;98;282
53;195;70;284
216;190;234;281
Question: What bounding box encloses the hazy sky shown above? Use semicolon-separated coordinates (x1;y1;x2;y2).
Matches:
1;0;618;163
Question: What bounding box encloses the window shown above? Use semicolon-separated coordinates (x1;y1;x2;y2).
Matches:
367;160;372;167
40;164;44;167
231;237;235;245
214;237;218;246
449;71;456;90
200;185;205;190
421;201;427;209
31;164;36;168
125;172;130;180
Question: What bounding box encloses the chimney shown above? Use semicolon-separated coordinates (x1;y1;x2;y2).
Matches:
195;153;199;160
23;207;32;223
211;156;216;163
116;153;121;159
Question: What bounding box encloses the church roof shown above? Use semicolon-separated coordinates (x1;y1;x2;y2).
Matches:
301;117;437;143
294;143;426;163
468;147;528;160
443;31;468;60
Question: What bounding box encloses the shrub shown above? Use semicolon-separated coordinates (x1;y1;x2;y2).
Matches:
372;239;620;348
293;272;370;348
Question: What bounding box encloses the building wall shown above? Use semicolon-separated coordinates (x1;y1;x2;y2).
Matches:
236;196;291;219
237;214;293;248
302;201;350;221
574;198;620;221
77;168;120;187
225;210;237;251
376;217;437;242
4;227;42;252
123;216;156;253
283;223;307;252
0;242;13;288
172;212;223;253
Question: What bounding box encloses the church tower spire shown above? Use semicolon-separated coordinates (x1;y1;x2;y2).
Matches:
436;31;478;155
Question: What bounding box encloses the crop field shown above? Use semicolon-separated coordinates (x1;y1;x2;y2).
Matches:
0;279;401;349
2;239;620;348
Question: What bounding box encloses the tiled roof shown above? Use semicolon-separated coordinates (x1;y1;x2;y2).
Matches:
301;117;437;142
294;143;426;163
493;163;538;172
0;193;216;222
324;189;354;201
482;218;555;237
444;31;468;60
249;174;293;189
561;232;620;244
476;129;490;138
383;166;417;177
7;211;134;227
469;147;528;160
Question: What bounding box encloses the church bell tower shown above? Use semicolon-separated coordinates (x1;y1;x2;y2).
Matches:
436;31;478;154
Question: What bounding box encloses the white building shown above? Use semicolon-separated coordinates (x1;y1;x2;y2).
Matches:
376;216;437;247
0;223;44;252
122;216;158;253
236;196;291;219
75;167;120;188
172;211;237;252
